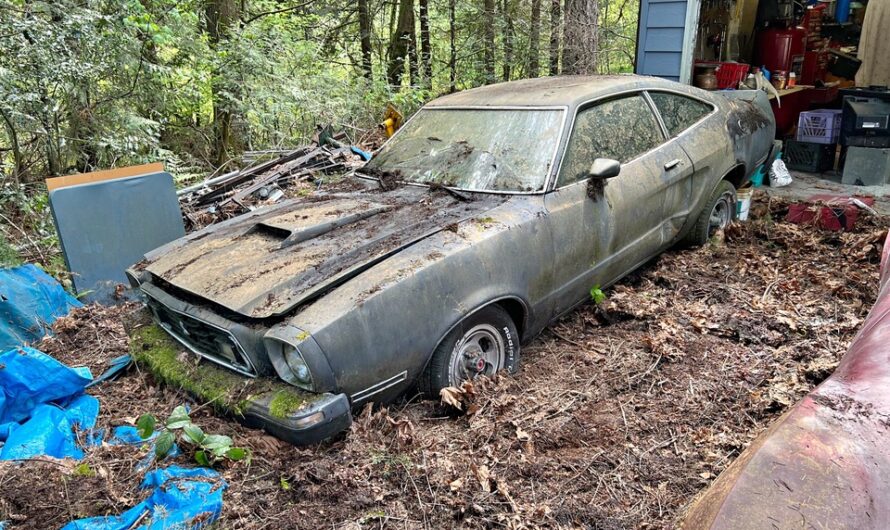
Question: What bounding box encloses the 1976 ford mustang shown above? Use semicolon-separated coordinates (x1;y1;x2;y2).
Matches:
128;75;776;443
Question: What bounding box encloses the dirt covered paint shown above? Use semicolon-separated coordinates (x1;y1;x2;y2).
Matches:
143;185;507;319
725;99;772;139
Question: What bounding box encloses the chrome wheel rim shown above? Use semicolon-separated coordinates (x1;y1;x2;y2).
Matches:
448;324;506;385
709;195;733;235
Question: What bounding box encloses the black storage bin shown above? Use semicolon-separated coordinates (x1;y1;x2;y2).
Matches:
841;97;890;147
783;139;836;172
839;86;890;102
828;50;862;79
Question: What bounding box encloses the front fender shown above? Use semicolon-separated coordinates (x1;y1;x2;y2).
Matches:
285;201;551;403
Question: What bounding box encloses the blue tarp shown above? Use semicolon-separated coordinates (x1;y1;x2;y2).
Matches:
0;348;153;461
0;264;82;350
60;466;227;530
0;267;226;529
0;346;95;459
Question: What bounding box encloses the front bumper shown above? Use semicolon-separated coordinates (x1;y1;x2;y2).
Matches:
240;391;352;446
128;314;352;445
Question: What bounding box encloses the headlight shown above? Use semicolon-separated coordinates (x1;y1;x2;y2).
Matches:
265;338;315;391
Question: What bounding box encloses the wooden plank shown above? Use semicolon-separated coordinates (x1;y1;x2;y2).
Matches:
768;85;810;100
46;162;165;192
195;148;309;205
224;149;324;205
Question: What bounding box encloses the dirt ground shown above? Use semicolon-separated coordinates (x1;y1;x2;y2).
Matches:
0;196;886;529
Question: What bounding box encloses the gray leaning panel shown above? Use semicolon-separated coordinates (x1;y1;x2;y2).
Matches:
49;171;185;304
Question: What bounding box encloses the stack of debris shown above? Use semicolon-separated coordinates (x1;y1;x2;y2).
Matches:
178;134;368;231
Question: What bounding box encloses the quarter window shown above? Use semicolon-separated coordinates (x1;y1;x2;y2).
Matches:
649;92;713;137
558;94;664;187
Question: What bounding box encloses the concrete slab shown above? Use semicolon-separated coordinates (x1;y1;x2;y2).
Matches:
760;169;890;215
842;147;890;186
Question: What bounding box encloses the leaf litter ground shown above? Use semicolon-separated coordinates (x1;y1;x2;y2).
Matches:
0;196;886;529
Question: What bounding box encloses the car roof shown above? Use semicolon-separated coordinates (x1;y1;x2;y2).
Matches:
424;74;686;109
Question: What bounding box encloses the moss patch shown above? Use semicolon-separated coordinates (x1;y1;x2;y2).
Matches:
268;389;309;419
130;324;316;416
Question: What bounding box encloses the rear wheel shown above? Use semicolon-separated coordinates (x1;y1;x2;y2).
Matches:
678;180;736;248
419;305;520;397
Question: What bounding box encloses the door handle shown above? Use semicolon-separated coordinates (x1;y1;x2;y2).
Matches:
664;159;682;171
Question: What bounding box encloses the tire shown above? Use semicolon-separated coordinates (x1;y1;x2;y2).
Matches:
419;305;520;397
677;180;736;248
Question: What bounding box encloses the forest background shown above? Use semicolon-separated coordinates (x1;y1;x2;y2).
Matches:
0;0;638;266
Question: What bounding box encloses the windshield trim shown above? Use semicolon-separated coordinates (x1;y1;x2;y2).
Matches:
361;105;570;195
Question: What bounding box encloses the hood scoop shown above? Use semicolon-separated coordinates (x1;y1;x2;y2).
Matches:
252;204;392;249
144;189;508;319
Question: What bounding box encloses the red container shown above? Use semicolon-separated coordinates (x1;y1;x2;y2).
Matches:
801;5;826;50
786;195;874;231
801;50;828;84
715;63;750;89
696;61;751;89
755;26;807;77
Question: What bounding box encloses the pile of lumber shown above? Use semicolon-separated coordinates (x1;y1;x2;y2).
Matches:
178;142;364;230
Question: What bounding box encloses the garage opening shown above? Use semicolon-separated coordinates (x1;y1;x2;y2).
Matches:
636;0;889;186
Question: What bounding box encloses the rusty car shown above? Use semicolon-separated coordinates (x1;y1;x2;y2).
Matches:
128;75;776;444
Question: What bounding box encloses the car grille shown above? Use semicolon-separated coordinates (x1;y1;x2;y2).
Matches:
146;295;256;377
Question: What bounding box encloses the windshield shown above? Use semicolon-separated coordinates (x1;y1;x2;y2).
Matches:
364;108;564;192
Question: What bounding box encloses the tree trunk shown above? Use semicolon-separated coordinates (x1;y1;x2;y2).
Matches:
419;0;432;86
408;5;418;86
502;0;514;81
529;0;541;77
483;0;496;83
387;0;415;86
562;0;598;74
204;0;242;168
0;108;23;183
358;0;373;79
38;99;62;177
549;0;561;75
449;0;457;91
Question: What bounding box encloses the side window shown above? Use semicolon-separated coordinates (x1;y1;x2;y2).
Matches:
649;92;714;137
558;94;664;187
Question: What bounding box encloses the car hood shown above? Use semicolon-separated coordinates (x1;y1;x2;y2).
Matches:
143;185;507;319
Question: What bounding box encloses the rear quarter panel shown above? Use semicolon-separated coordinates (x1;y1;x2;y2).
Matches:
717;89;776;172
679;88;775;225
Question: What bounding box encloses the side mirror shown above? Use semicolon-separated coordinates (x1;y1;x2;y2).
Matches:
589;158;621;180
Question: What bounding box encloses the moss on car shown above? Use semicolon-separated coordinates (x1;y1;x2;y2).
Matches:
130;323;313;417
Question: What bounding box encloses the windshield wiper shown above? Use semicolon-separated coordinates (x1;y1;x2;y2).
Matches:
361;166;403;190
428;182;473;202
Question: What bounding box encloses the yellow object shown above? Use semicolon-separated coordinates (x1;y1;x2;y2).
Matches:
381;103;403;138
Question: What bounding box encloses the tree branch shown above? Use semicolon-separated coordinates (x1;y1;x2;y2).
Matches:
242;0;317;26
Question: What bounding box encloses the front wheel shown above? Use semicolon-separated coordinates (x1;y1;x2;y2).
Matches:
418;305;520;397
677;180;736;248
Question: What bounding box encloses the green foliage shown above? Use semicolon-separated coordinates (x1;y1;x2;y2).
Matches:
0;0;639;186
0;233;21;268
590;284;607;305
0;185;67;278
136;413;156;439
369;448;413;477
73;462;95;477
137;405;248;466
